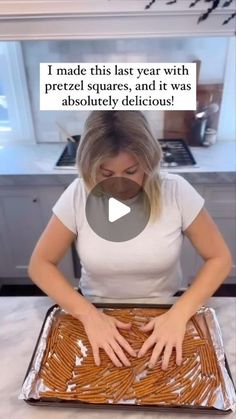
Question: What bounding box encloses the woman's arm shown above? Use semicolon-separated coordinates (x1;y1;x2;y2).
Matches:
28;214;93;319
28;215;136;367
138;207;232;369
169;207;233;321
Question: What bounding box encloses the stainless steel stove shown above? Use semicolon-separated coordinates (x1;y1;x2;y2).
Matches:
158;139;196;167
55;138;196;169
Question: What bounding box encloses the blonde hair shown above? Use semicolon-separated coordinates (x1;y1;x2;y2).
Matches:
76;111;163;220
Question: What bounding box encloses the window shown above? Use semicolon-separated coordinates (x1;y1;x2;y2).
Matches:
0;47;11;136
0;79;10;132
0;42;35;142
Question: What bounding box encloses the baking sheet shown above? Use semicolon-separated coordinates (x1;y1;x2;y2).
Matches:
19;303;236;414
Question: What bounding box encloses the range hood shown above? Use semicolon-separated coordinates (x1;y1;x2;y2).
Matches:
0;1;235;40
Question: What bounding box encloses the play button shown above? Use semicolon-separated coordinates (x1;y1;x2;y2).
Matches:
108;198;131;222
85;177;151;242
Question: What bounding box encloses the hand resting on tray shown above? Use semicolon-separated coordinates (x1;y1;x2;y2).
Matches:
81;307;137;368
138;308;187;370
81;305;187;371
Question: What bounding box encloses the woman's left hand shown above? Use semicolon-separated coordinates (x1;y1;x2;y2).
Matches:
137;309;188;370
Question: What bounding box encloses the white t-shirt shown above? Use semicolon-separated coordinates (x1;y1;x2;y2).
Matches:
52;173;204;300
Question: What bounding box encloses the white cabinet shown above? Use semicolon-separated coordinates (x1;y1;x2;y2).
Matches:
1;180;235;290
0;199;12;276
0;186;75;284
181;183;236;287
198;185;236;281
0;1;235;40
180;184;204;287
180;235;197;287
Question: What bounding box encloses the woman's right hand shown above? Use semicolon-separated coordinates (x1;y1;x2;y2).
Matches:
79;307;137;367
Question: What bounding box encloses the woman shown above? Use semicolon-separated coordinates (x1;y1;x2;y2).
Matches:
28;111;232;371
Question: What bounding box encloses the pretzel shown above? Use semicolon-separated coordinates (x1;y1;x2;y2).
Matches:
37;307;225;407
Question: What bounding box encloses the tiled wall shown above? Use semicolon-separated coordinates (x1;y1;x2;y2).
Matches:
21;37;233;143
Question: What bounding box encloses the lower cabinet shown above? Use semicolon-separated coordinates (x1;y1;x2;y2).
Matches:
1;181;235;290
181;184;236;287
0;186;75;286
180;184;204;288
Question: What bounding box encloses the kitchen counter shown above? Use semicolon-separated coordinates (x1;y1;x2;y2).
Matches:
1;296;236;419
0;141;235;186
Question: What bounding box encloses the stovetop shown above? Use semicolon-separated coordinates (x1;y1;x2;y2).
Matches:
55;138;197;169
158;139;196;167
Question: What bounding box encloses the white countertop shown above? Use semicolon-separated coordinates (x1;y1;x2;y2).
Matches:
1;296;236;419
0;141;235;175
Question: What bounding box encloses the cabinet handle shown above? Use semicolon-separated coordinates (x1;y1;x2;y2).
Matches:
33;198;38;203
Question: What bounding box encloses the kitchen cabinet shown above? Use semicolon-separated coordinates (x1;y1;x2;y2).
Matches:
180;184;204;287
0;199;12;276
196;184;236;281
0;1;235;40
0;186;75;285
181;184;236;287
1;180;235;291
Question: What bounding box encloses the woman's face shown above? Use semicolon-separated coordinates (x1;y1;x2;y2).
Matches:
97;151;145;199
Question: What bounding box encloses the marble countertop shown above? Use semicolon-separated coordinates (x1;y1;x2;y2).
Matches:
0;141;235;186
1;296;236;419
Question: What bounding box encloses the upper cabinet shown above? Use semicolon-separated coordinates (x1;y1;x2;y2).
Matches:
0;1;235;39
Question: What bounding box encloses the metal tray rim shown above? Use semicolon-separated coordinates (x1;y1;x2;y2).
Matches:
21;303;234;415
